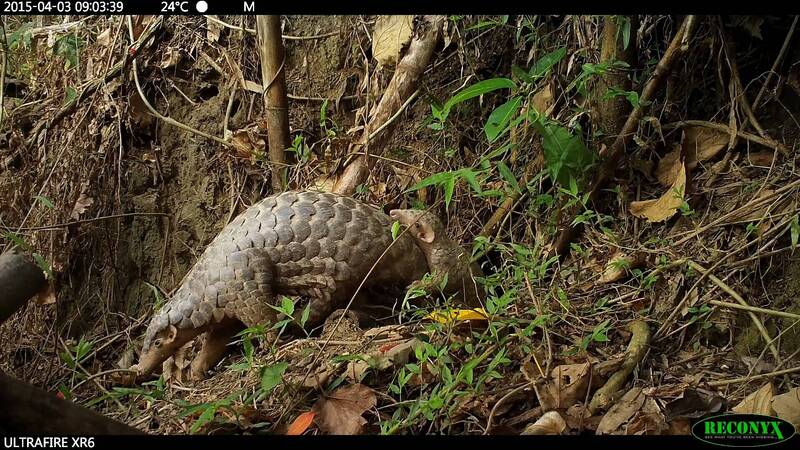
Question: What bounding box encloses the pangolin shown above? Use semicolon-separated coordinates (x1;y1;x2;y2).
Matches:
389;208;486;307
128;191;428;381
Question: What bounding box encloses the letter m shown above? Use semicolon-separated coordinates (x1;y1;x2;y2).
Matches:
243;1;254;11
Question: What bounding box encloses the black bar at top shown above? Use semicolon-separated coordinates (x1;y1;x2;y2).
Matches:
0;0;796;15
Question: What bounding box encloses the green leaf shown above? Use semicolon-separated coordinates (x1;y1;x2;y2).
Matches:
496;161;520;193
407;171;455;192
620;17;631;51
530;47;567;79
8;23;34;49
536;121;595;186
54;35;82;70
511;65;533;84
458;168;482;194
391;221;401;240
443;175;456;209
280;297;295;317
791;216;799;251
442;78;516;120
33;253;53;280
484;96;522;142
2;232;30;251
63;87;78;106
260;362;289;394
300;303;311;329
190;406;218;433
34;195;54;209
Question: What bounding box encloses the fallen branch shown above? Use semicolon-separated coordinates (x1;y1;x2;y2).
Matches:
26;16;164;146
331;16;445;195
4;212;168;232
588;320;651;413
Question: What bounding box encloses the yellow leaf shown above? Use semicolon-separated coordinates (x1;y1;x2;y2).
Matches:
630;163;687;223
372;16;414;67
656;126;729;186
732;382;774;415
427;308;488;324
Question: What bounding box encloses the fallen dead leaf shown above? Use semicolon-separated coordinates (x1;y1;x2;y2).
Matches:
771;388;800;427
600;251;646;284
745;151;777;167
286;411;316;435
69;183;94;221
630;163;687;223
312;384;377;435
532;84;555;118
372;16;414;67
535;363;591;411
656;126;729;186
97;28;112;47
427;308;488;325
732;382;774;415
206;15;221;43
345;338;420;382
521;410;567;435
160;47;181;69
596;387;646;435
33;282;56;305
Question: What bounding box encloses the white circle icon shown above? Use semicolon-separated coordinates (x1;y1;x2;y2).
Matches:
195;1;208;12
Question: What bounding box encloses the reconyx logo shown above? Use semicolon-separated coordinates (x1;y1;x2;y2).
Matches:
692;414;796;447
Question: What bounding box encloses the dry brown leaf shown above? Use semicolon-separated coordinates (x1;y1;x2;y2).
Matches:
228;128;265;160
97;28;112;47
372;16;414;67
345;338;420;382
286;411;316;435
160;47;181;69
600;251;645;284
34;282;56;305
532;85;554;118
745;151;777;167
630;163;687;222
69;183;94;221
206;15;221;43
521;411;567;435
656;127;729;186
771;388;800;427
732;382;775;415
625;396;668;435
312;384;377;435
596;387;646;435
535;363;591;411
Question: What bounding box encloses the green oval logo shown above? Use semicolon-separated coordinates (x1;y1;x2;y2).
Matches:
692;414;796;447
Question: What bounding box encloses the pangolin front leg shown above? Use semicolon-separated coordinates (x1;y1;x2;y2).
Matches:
188;318;243;381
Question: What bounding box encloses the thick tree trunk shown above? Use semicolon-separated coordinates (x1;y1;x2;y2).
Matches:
593;15;639;143
256;15;290;192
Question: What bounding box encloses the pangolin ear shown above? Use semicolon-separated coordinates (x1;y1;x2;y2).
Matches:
417;227;435;244
166;325;178;342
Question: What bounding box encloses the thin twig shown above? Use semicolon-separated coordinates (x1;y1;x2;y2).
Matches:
5;212;167;231
707;366;800;387
709;299;800;320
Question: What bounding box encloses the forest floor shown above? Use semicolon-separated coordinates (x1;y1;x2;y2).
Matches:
1;15;799;435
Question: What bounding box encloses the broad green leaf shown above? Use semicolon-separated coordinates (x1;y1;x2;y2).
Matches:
496;161;520;193
190;406;217;433
64;87;78;106
280;297;295;316
443;175;456;209
3;232;30;251
407;171;454;192
512;65;533;84
442;78;516;119
484;96;522;143
530;47;567;78
391;221;401;240
458;168;482;194
261;362;289;394
536;121;595;186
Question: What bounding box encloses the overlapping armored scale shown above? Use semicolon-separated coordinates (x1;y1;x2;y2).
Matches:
143;191;429;350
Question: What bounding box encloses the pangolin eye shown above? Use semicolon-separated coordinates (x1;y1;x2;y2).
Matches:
154;339;163;348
